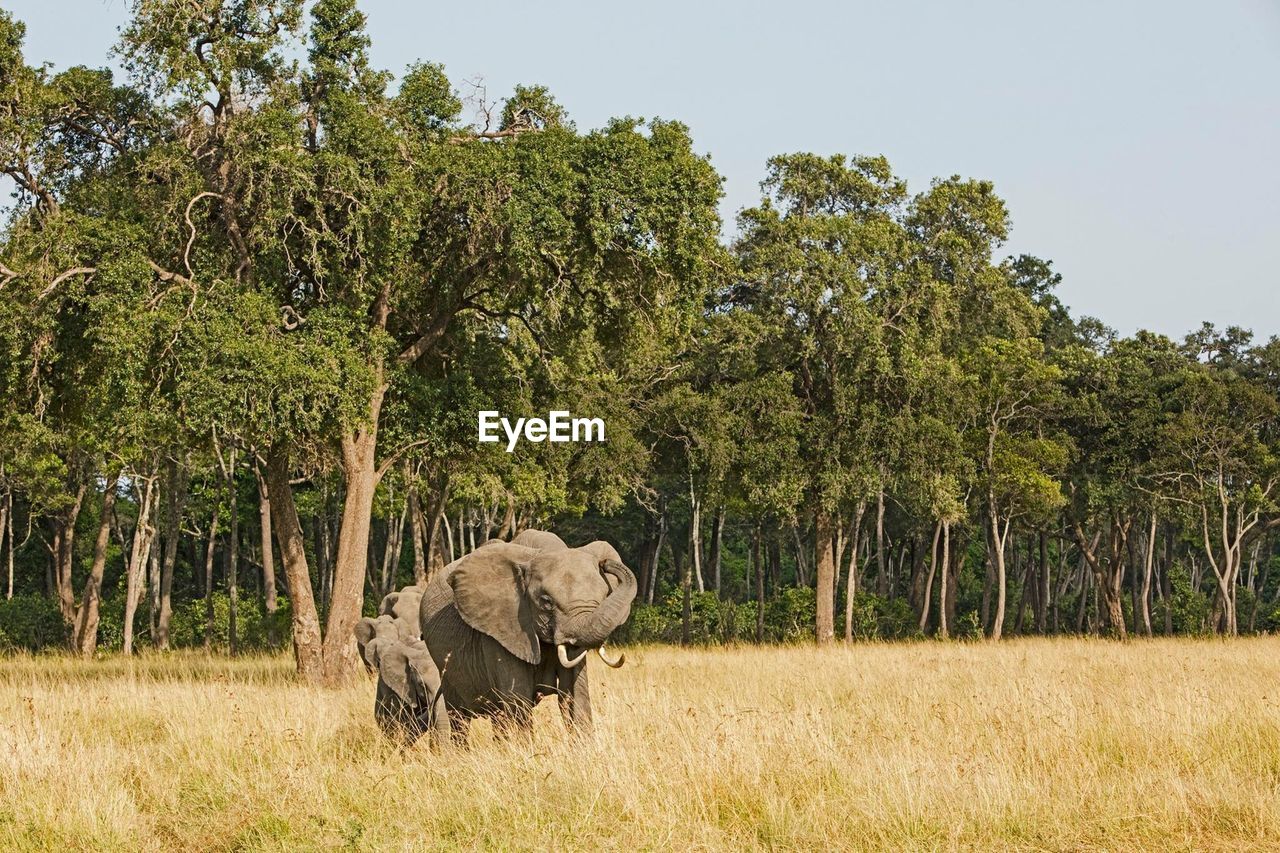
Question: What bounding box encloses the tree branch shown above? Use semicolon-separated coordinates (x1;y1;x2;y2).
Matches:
375;440;432;484
38;267;97;301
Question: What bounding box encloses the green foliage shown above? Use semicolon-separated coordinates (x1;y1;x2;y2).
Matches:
1162;566;1212;637
169;594;293;652
839;592;919;641
622;587;926;645
0;1;1277;660
765;587;817;642
0;595;65;650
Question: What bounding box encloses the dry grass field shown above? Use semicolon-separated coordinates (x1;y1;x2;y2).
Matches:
1;638;1279;851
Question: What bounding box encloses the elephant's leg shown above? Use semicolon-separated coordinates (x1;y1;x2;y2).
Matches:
557;664;593;734
427;692;450;750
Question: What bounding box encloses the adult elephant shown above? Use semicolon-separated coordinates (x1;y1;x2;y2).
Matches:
420;531;635;737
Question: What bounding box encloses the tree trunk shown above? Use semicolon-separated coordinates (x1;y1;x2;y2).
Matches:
1036;530;1049;633
919;521;942;633
874;488;888;597
753;524;765;642
843;501;866;641
4;489;12;602
323;407;384;685
264;444;324;682
157;458;188;650
147;532;161;640
937;521;952;639
680;540;692;646
987;508;1009;640
223;448;240;655
688;477;704;594
710;508;724;596
55;483;89;626
814;509;836;644
424;478;448;578
319;500;335;610
203;488;221;652
408;481;428;584
73;472;120;656
793;519;810;587
1075;561;1091;633
0;491;8;600
382;497;408;596
497;495;516;541
1140;511;1156;637
442;510;455;565
254;462;278;617
122;475;158;655
648;507;667;605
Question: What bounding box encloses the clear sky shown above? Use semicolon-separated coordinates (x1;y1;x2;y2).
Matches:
6;0;1279;338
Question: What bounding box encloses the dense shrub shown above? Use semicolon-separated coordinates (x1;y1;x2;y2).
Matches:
0;594;66;650
621;587;820;644
170;593;292;650
838;592;918;641
1164;566;1212;636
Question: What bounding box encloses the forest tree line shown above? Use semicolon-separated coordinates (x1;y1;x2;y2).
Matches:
0;2;1277;682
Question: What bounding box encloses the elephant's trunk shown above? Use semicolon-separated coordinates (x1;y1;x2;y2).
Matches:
561;559;636;650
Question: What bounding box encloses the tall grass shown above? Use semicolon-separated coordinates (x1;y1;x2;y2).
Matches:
1;638;1278;851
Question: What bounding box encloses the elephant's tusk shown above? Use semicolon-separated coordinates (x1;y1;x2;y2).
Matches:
597;645;625;668
557;643;588;668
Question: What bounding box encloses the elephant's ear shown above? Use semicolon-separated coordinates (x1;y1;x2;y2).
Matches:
448;546;541;665
354;617;377;646
378;644;417;708
379;592;400;616
404;645;438;707
580;540;622;568
365;636;392;670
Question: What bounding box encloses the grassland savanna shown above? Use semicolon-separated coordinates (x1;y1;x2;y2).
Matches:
2;638;1279;851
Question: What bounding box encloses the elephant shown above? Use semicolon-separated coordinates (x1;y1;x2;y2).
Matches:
509;528;568;551
355;583;425;672
419;530;636;739
369;637;447;746
378;584;424;640
354;613;400;672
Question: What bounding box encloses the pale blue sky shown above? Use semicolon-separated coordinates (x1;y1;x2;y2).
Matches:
6;0;1279;338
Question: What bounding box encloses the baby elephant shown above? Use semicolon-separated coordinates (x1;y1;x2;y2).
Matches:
354;613;399;673
355;583;428;672
370;637;448;746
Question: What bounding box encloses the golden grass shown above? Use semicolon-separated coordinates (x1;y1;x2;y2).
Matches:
2;638;1279;851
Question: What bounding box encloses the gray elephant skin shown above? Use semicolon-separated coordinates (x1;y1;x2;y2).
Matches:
355;584;424;671
420;529;636;738
366;636;447;745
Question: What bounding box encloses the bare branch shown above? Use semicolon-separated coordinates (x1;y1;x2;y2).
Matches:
183;191;222;278
375;440;432;483
38;267;97;301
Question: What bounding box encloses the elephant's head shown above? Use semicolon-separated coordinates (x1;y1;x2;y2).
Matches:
379;585;424;641
376;638;439;713
510;528;568;551
447;538;636;669
354;614;400;672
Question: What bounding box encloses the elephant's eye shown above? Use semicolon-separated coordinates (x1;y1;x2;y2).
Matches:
538;594;554;611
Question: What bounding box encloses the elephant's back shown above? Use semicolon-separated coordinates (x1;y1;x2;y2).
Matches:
510;529;567;551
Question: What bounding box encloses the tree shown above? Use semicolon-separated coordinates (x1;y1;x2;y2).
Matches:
964;337;1066;639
